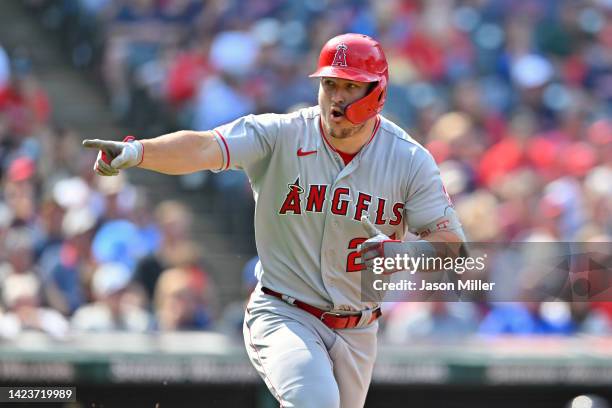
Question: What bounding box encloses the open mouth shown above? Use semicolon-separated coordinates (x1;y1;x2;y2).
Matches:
331;107;344;119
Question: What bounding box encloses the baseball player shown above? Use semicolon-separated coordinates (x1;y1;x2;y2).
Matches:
84;33;465;408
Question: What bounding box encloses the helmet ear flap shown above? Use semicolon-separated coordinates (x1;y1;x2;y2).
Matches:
344;77;387;124
377;87;385;102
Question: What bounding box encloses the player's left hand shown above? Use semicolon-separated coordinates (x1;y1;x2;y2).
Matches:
358;216;401;275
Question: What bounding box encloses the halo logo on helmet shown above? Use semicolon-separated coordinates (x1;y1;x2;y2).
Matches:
331;44;348;67
310;33;388;124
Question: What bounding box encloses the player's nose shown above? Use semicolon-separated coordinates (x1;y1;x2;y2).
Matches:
330;89;346;105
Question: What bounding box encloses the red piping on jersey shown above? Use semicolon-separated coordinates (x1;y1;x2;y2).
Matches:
214;130;230;170
319;116;381;165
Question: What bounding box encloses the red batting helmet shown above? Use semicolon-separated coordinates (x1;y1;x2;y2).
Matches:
310;33;388;124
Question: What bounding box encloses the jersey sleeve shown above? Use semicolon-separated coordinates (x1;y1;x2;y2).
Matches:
212;113;280;172
404;150;453;233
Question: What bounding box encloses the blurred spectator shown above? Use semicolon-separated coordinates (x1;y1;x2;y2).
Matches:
134;200;197;298
0;202;12;259
32;193;66;259
192;73;256;131
95;172;138;220
2;157;37;226
216;255;259;336
383;302;479;343
90;174;148;270
101;0;203;124
3;227;36;276
154;267;212;331
128;188;162;255
38;205;97;315
71;262;151;332
0;273;69;339
37;127;84;186
91;218;147;269
0;43;10;89
163;36;212;110
0;59;50;136
455;190;502;241
479;302;575;336
572;302;612;335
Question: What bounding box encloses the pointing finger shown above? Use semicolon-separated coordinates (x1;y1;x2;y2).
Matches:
360;216;382;238
82;139;106;149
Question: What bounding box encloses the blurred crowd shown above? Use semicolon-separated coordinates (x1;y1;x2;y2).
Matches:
0;0;609;341
0;42;222;337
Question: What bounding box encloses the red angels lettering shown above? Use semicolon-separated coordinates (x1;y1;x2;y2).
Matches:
331;43;348;67
331;187;350;215
353;192;372;221
279;180;402;227
306;185;327;212
389;202;404;226
279;178;304;215
374;198;387;225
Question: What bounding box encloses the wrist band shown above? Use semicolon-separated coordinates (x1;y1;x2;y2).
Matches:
122;135;144;166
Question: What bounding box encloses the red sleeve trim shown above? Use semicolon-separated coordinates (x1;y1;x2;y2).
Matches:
214;130;230;170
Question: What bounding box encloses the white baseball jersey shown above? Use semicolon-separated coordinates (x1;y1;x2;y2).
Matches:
213;106;451;312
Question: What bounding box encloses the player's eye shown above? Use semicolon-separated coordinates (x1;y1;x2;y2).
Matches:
347;83;362;91
323;79;334;86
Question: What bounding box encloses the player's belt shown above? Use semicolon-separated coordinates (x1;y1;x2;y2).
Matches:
261;287;382;330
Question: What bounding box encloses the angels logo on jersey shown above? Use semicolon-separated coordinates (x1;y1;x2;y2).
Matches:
278;179;404;226
279;177;305;214
331;43;348;67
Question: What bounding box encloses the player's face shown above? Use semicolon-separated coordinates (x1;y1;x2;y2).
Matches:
318;77;370;139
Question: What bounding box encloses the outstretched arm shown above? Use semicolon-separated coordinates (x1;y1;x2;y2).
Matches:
138;130;223;174
83;130;223;176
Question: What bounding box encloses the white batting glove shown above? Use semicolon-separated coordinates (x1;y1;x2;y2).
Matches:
358;216;439;275
82;136;143;176
358;216;402;275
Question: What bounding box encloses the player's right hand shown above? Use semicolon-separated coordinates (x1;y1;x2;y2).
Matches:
82;136;143;176
358;216;393;264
